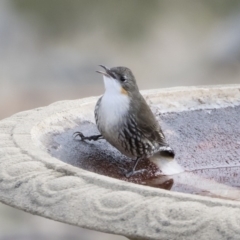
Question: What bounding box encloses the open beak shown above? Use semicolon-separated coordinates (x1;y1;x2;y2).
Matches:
96;65;111;77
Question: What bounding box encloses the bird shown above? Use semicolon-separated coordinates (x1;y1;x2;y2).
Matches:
74;65;182;177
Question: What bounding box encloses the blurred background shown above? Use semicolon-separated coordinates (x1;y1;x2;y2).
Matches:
0;0;240;239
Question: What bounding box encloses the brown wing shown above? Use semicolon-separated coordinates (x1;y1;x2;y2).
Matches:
130;94;168;147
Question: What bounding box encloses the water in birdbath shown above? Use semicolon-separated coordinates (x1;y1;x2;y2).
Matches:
46;105;240;201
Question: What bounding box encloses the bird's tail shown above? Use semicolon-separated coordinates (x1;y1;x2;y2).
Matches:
150;151;184;175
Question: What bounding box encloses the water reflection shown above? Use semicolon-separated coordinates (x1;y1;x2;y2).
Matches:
144;175;174;191
145;171;240;201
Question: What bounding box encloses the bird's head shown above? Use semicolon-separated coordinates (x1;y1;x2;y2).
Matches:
96;65;139;96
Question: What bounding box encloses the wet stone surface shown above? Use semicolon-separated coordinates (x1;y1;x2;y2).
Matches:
49;105;240;200
159;105;240;184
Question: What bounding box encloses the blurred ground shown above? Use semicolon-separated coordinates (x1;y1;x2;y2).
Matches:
0;204;125;240
0;0;240;239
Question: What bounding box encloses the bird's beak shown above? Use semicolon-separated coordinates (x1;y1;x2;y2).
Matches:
99;65;109;71
96;65;111;77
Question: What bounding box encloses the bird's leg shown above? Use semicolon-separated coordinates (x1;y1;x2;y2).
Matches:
132;157;142;172
124;157;146;178
73;131;103;141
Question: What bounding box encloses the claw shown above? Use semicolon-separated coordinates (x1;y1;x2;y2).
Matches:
125;170;134;178
73;131;85;141
122;168;147;178
73;132;103;142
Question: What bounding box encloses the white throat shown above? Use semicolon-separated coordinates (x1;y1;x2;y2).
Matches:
103;75;121;92
99;75;130;126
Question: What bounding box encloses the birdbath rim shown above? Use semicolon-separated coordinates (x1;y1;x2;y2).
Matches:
0;84;240;240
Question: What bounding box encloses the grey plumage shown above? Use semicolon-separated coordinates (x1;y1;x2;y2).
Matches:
75;66;175;177
95;67;174;170
95;91;173;159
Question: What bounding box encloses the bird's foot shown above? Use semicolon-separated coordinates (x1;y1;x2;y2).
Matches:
119;167;147;178
73;131;85;140
73;132;103;141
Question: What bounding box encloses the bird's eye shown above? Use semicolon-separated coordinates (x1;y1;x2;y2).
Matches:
120;76;127;82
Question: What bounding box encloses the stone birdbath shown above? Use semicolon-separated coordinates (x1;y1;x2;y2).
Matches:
0;85;240;240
